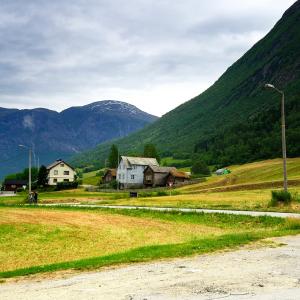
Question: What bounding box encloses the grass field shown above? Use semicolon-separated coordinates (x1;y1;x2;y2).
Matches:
82;170;101;185
0;158;299;212
1;206;300;278
179;158;300;193
106;187;300;212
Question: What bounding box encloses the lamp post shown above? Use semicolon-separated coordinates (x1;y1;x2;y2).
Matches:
19;145;32;195
264;84;288;192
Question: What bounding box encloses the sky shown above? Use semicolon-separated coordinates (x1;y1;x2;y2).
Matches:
0;0;296;116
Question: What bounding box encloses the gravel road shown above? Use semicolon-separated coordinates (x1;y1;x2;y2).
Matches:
41;203;300;219
1;235;300;300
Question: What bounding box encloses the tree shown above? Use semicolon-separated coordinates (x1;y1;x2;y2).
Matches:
37;165;48;187
143;144;160;163
191;160;210;176
108;144;119;168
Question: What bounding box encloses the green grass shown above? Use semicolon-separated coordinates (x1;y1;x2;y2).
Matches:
1;158;300;213
1;205;300;278
82;169;102;185
0;233;267;278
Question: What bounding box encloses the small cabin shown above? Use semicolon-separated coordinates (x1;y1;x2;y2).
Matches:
102;169;117;183
166;169;190;186
144;166;175;187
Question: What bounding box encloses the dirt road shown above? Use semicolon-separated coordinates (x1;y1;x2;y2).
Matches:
1;235;300;300
40;203;300;219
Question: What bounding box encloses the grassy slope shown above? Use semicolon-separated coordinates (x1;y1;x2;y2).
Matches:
1;158;299;211
70;1;300;169
1;206;299;278
82;170;101;185
180;157;300;192
97;158;300;212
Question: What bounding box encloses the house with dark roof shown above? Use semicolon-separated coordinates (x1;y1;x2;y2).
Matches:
143;166;176;187
144;165;190;187
3;179;27;192
47;159;76;185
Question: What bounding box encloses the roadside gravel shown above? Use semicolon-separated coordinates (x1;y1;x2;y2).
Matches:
1;235;300;300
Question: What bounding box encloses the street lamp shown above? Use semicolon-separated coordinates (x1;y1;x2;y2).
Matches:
264;83;288;192
19;145;32;196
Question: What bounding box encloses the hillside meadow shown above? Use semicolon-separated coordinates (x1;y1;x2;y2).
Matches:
1;206;300;279
1;158;300;212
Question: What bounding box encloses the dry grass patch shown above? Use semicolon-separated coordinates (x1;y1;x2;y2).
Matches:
0;208;225;272
179;158;300;193
108;187;300;212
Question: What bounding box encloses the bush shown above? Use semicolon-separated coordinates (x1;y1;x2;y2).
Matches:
56;181;79;191
269;190;292;206
156;191;168;196
109;179;118;189
96;170;105;177
191;160;211;176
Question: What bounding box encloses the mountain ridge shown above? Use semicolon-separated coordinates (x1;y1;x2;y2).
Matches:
0;100;158;179
70;0;300;169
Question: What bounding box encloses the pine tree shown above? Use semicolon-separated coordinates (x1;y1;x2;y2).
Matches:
143;144;160;163
37;165;48;187
108;144;119;168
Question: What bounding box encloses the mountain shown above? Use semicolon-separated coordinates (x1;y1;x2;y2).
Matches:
70;1;300;169
0;100;157;179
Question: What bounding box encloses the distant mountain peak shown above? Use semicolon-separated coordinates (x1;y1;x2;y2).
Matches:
0;99;158;179
84;100;142;115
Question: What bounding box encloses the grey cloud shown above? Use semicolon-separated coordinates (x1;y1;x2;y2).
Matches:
0;0;296;115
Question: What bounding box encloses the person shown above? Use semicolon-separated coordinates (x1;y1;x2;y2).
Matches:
29;192;34;204
33;191;38;204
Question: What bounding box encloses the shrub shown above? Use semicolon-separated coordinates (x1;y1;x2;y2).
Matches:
96;170;105;177
56;181;79;191
269;190;292;206
191;160;211;176
157;191;168;196
109;179;118;189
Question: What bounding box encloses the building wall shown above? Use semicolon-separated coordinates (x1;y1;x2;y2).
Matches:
144;168;154;186
48;163;76;185
117;159;146;188
153;173;168;187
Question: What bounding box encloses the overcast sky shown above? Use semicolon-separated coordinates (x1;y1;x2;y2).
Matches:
0;0;296;116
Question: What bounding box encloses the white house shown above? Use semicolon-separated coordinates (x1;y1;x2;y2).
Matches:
117;156;159;189
47;159;76;185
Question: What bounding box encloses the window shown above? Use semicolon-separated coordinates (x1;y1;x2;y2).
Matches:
146;175;151;181
118;174;121;179
131;175;135;180
53;179;58;183
60;163;65;167
54;170;58;175
63;179;69;182
133;165;137;169
122;174;125;179
64;171;70;175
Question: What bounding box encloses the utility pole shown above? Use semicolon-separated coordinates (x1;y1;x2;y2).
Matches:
264;84;288;192
19;145;32;197
281;91;288;192
117;148;120;191
29;148;32;195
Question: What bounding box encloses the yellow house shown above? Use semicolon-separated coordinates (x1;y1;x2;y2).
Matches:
47;159;76;185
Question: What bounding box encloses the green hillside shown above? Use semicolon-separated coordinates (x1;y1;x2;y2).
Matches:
71;1;300;169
